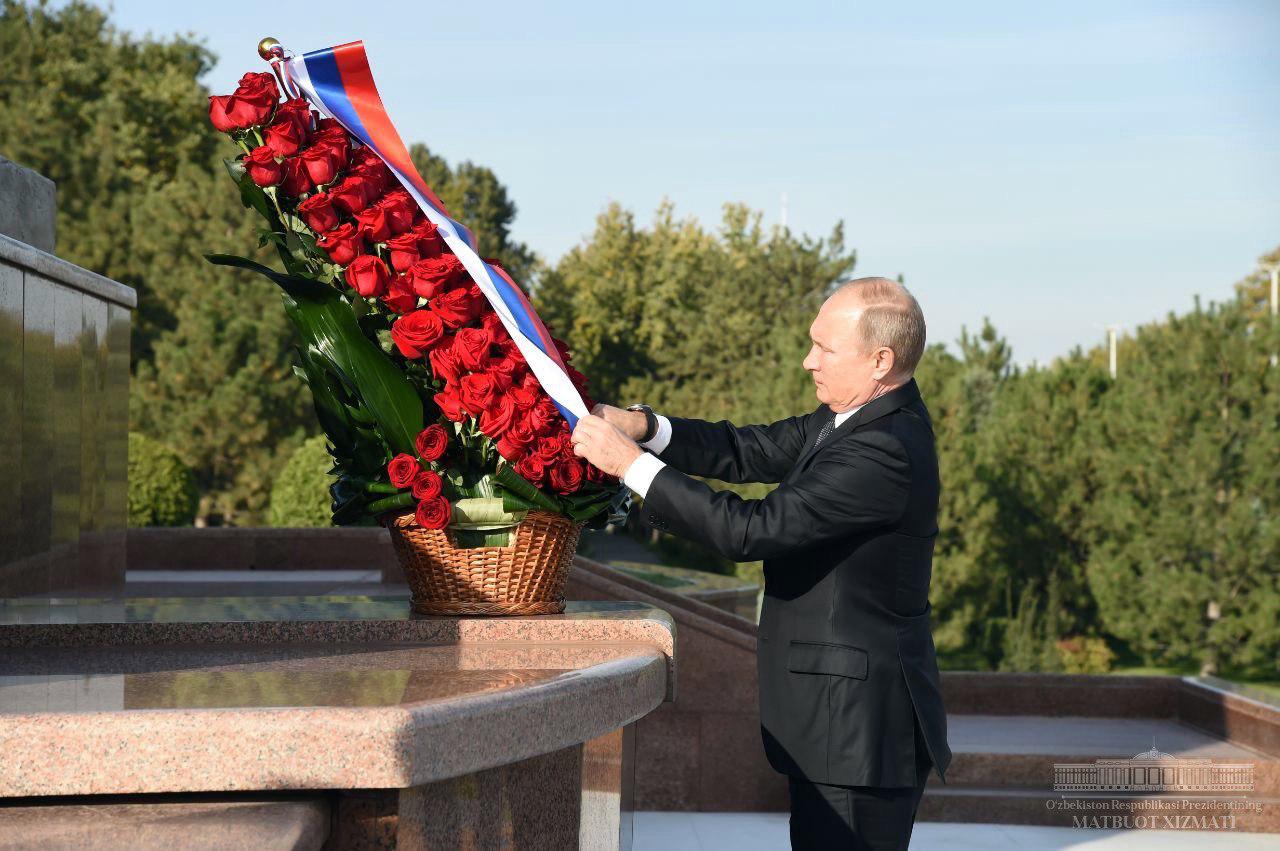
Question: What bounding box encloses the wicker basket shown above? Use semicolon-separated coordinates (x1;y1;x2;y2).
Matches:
384;509;584;616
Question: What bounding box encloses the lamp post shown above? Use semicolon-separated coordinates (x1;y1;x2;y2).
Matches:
1106;325;1120;379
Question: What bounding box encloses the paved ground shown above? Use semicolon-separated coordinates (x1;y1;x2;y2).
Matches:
633;814;1279;850
947;714;1267;759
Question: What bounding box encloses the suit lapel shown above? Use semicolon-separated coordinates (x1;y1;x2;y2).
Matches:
792;379;923;470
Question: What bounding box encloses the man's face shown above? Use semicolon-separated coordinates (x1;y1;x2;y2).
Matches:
801;293;895;411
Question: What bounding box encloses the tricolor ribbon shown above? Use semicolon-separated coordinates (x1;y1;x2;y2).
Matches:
280;41;587;429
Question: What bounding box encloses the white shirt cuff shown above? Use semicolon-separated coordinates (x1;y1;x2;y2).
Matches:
640;413;672;454
623;452;667;499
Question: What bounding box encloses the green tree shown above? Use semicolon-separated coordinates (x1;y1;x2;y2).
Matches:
127;432;197;526
268;435;334;527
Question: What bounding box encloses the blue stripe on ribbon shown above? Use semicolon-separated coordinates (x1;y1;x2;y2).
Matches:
302;49;372;151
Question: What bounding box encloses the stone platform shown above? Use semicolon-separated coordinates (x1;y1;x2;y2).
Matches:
0;597;676;848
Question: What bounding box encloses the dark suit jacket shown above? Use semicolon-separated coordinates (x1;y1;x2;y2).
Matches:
641;379;951;787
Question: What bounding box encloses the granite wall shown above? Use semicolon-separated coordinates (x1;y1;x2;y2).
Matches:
0;155;135;597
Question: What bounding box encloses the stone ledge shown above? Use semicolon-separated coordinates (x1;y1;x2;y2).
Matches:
0;233;136;308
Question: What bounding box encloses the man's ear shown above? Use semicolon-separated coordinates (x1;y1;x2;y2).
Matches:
872;346;896;381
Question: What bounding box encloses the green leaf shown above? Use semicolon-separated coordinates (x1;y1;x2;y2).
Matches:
205;253;424;456
451;497;527;528
494;464;564;513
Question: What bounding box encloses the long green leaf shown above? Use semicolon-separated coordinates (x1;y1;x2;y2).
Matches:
206;253;424;455
494;464;564;513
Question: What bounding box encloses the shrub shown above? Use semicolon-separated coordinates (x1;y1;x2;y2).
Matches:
128;432;198;527
268;435;335;527
1056;636;1116;674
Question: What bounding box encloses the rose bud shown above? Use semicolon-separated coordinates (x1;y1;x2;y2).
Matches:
452;327;495;371
386;233;422;273
316;117;344;134
549;459;585;495
497;422;536;461
431;286;482;329
409;255;466;300
278;156;313;197
479;395;518;439
415;424;450;462
273;98;313;136
264;119;306;157
299;144;341;187
377;190;417;235
381;274;419;315
351;146;384;169
387;453;421;489
415;495;452;530
434;386;468;422
344;255;391;298
329;176;371;216
391;309;445;359
514;454;547;485
428;341;463;385
351;158;390;192
411;469;444;501
459;373;498;416
209;95;254;132
354;205;391;244
410;219;445;257
509;384;538;411
297;193;339;234
316;222;364;266
243;146;284;187
237;71;279;101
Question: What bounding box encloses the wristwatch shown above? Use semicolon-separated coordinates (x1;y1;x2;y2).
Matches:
626;403;659;443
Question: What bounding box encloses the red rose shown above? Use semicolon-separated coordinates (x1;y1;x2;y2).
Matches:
237;71;279;100
297;193;339;233
526;397;559;435
391;309;444;359
377;191;417;235
431;286;481;329
278;156;312;197
264;119;306;157
415;424;449;461
496;421;537;461
317;117;344;134
273;98;312;136
509;384;538;411
500;337;524;361
386;233;421;273
479;394;518;439
434;386;468;422
381;274;418;314
329;176;372;216
586;463;613;485
299;143;341;187
411;469;443;500
354;205;391;243
428;341;463;385
387;453;420;489
549;460;585;495
458;373;498;415
316;222;363;266
408;255;466;300
351;158;390;193
243;146;283;187
415;496;451;530
553;338;573;362
344;255;391;298
452;327;495;371
488;357;518;389
413;219;445;256
514;454;547;485
536;432;570;463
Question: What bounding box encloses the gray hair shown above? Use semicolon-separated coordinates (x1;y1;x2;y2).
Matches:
835;277;926;378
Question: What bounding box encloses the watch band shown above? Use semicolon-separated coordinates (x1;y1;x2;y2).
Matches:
626;404;659;443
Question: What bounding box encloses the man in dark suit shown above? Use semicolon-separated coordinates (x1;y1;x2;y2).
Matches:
570;277;951;850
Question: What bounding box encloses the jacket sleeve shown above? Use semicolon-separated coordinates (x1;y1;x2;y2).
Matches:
643;429;911;562
655;408;820;485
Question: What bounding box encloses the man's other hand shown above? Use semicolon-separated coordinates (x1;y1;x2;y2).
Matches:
591;403;649;442
572;414;644;478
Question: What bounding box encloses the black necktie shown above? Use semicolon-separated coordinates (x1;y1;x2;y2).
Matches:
813;417;834;449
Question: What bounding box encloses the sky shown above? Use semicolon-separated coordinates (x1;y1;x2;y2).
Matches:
98;0;1279;365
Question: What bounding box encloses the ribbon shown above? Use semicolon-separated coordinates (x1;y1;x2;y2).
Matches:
282;41;586;429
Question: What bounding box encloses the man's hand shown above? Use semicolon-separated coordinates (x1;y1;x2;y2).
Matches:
571;414;645;478
591;403;649;442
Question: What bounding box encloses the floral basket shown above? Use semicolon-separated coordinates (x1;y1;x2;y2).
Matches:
204;45;629;614
385;497;583;615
